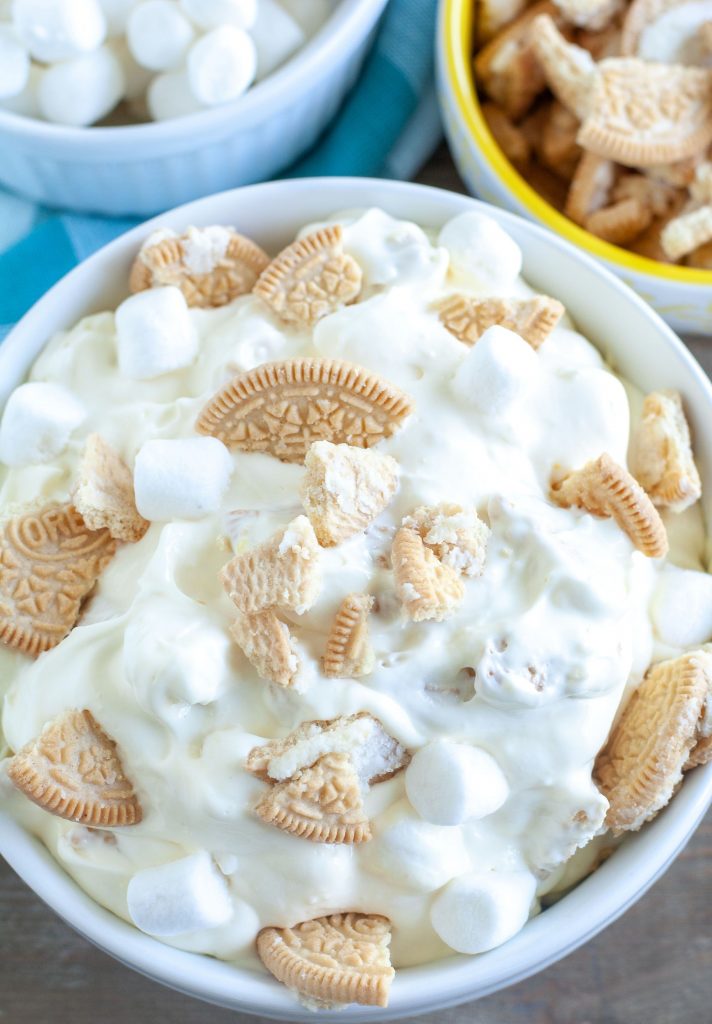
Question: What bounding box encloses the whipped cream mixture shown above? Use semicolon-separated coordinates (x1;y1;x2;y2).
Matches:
0;208;708;970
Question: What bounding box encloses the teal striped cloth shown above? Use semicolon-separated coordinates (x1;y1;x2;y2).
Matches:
0;0;439;339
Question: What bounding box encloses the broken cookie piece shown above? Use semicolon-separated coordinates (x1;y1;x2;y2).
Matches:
74;433;149;543
595;651;711;831
255;752;372;844
257;913;394;1008
8;709;142;826
129;225;270;308
220;515;321;615
253;225;362;327
301;441;399;547
629;389;701;512
323;593;375;679
551;452;668;557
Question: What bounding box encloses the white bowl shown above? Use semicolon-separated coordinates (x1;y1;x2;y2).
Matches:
0;0;387;217
436;0;712;336
1;178;711;1021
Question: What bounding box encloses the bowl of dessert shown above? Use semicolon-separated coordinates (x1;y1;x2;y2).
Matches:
0;177;710;1021
437;0;712;335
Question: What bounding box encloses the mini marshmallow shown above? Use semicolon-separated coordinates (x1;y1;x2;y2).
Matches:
430;870;537;954
0;26;29;99
126;0;194;71
180;0;257;30
187;25;256;105
405;740;509;826
133;437;233;521
363;806;471;891
0;382;86;467
98;0;138;36
250;0;305;80
652;564;712;647
114;286;199;380
37;45;124;126
438;211;523;293
147;69;204;120
451;325;539;414
127;851;233;936
13;0;107;63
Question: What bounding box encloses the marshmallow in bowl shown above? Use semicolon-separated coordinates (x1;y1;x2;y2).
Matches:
99;0;137;37
133;437;233;521
652;564;712;647
147;69;203;120
115;286;198;379
127;850;233;936
180;0;257;31
13;0;107;63
451;325;539;413
0;381;86;466
126;0;194;72
363;805;472;891
405;740;509;825
438;210;523;293
0;25;29;99
37;45;125;127
250;0;305;80
430;871;537;954
186;26;256;106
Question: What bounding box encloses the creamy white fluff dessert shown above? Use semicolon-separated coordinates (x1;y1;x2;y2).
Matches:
1;208;710;1009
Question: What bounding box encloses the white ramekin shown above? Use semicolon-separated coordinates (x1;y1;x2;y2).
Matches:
0;0;387;217
1;178;711;1022
436;0;712;336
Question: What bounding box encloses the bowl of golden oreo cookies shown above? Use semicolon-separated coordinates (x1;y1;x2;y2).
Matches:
437;0;712;334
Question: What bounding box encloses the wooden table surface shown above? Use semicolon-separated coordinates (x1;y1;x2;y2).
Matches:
1;147;711;1024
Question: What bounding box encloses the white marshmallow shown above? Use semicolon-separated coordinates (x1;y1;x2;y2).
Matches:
652;564;712;647
0;382;86;467
406;740;509;826
438;211;523;293
98;0;137;36
180;0;257;30
430;870;537;954
127;851;232;936
363;806;470;891
0;26;29;99
451;325;539;413
133;437;233;521
37;45;124;126
250;0;305;80
107;37;153;101
13;0;107;63
147;69;203;120
280;0;333;36
115;287;199;380
0;62;41;116
126;0;193;71
187;25;256;105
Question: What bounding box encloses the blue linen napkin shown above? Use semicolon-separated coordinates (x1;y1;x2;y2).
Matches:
0;0;439;339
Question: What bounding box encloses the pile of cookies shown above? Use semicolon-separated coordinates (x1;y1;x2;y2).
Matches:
474;0;712;267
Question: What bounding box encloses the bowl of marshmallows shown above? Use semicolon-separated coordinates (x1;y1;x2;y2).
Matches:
0;0;388;215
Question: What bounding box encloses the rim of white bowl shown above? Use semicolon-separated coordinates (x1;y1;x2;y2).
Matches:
0;0;388;146
1;178;711;1022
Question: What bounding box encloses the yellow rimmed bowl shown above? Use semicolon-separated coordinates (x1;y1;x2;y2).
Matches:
436;0;712;335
